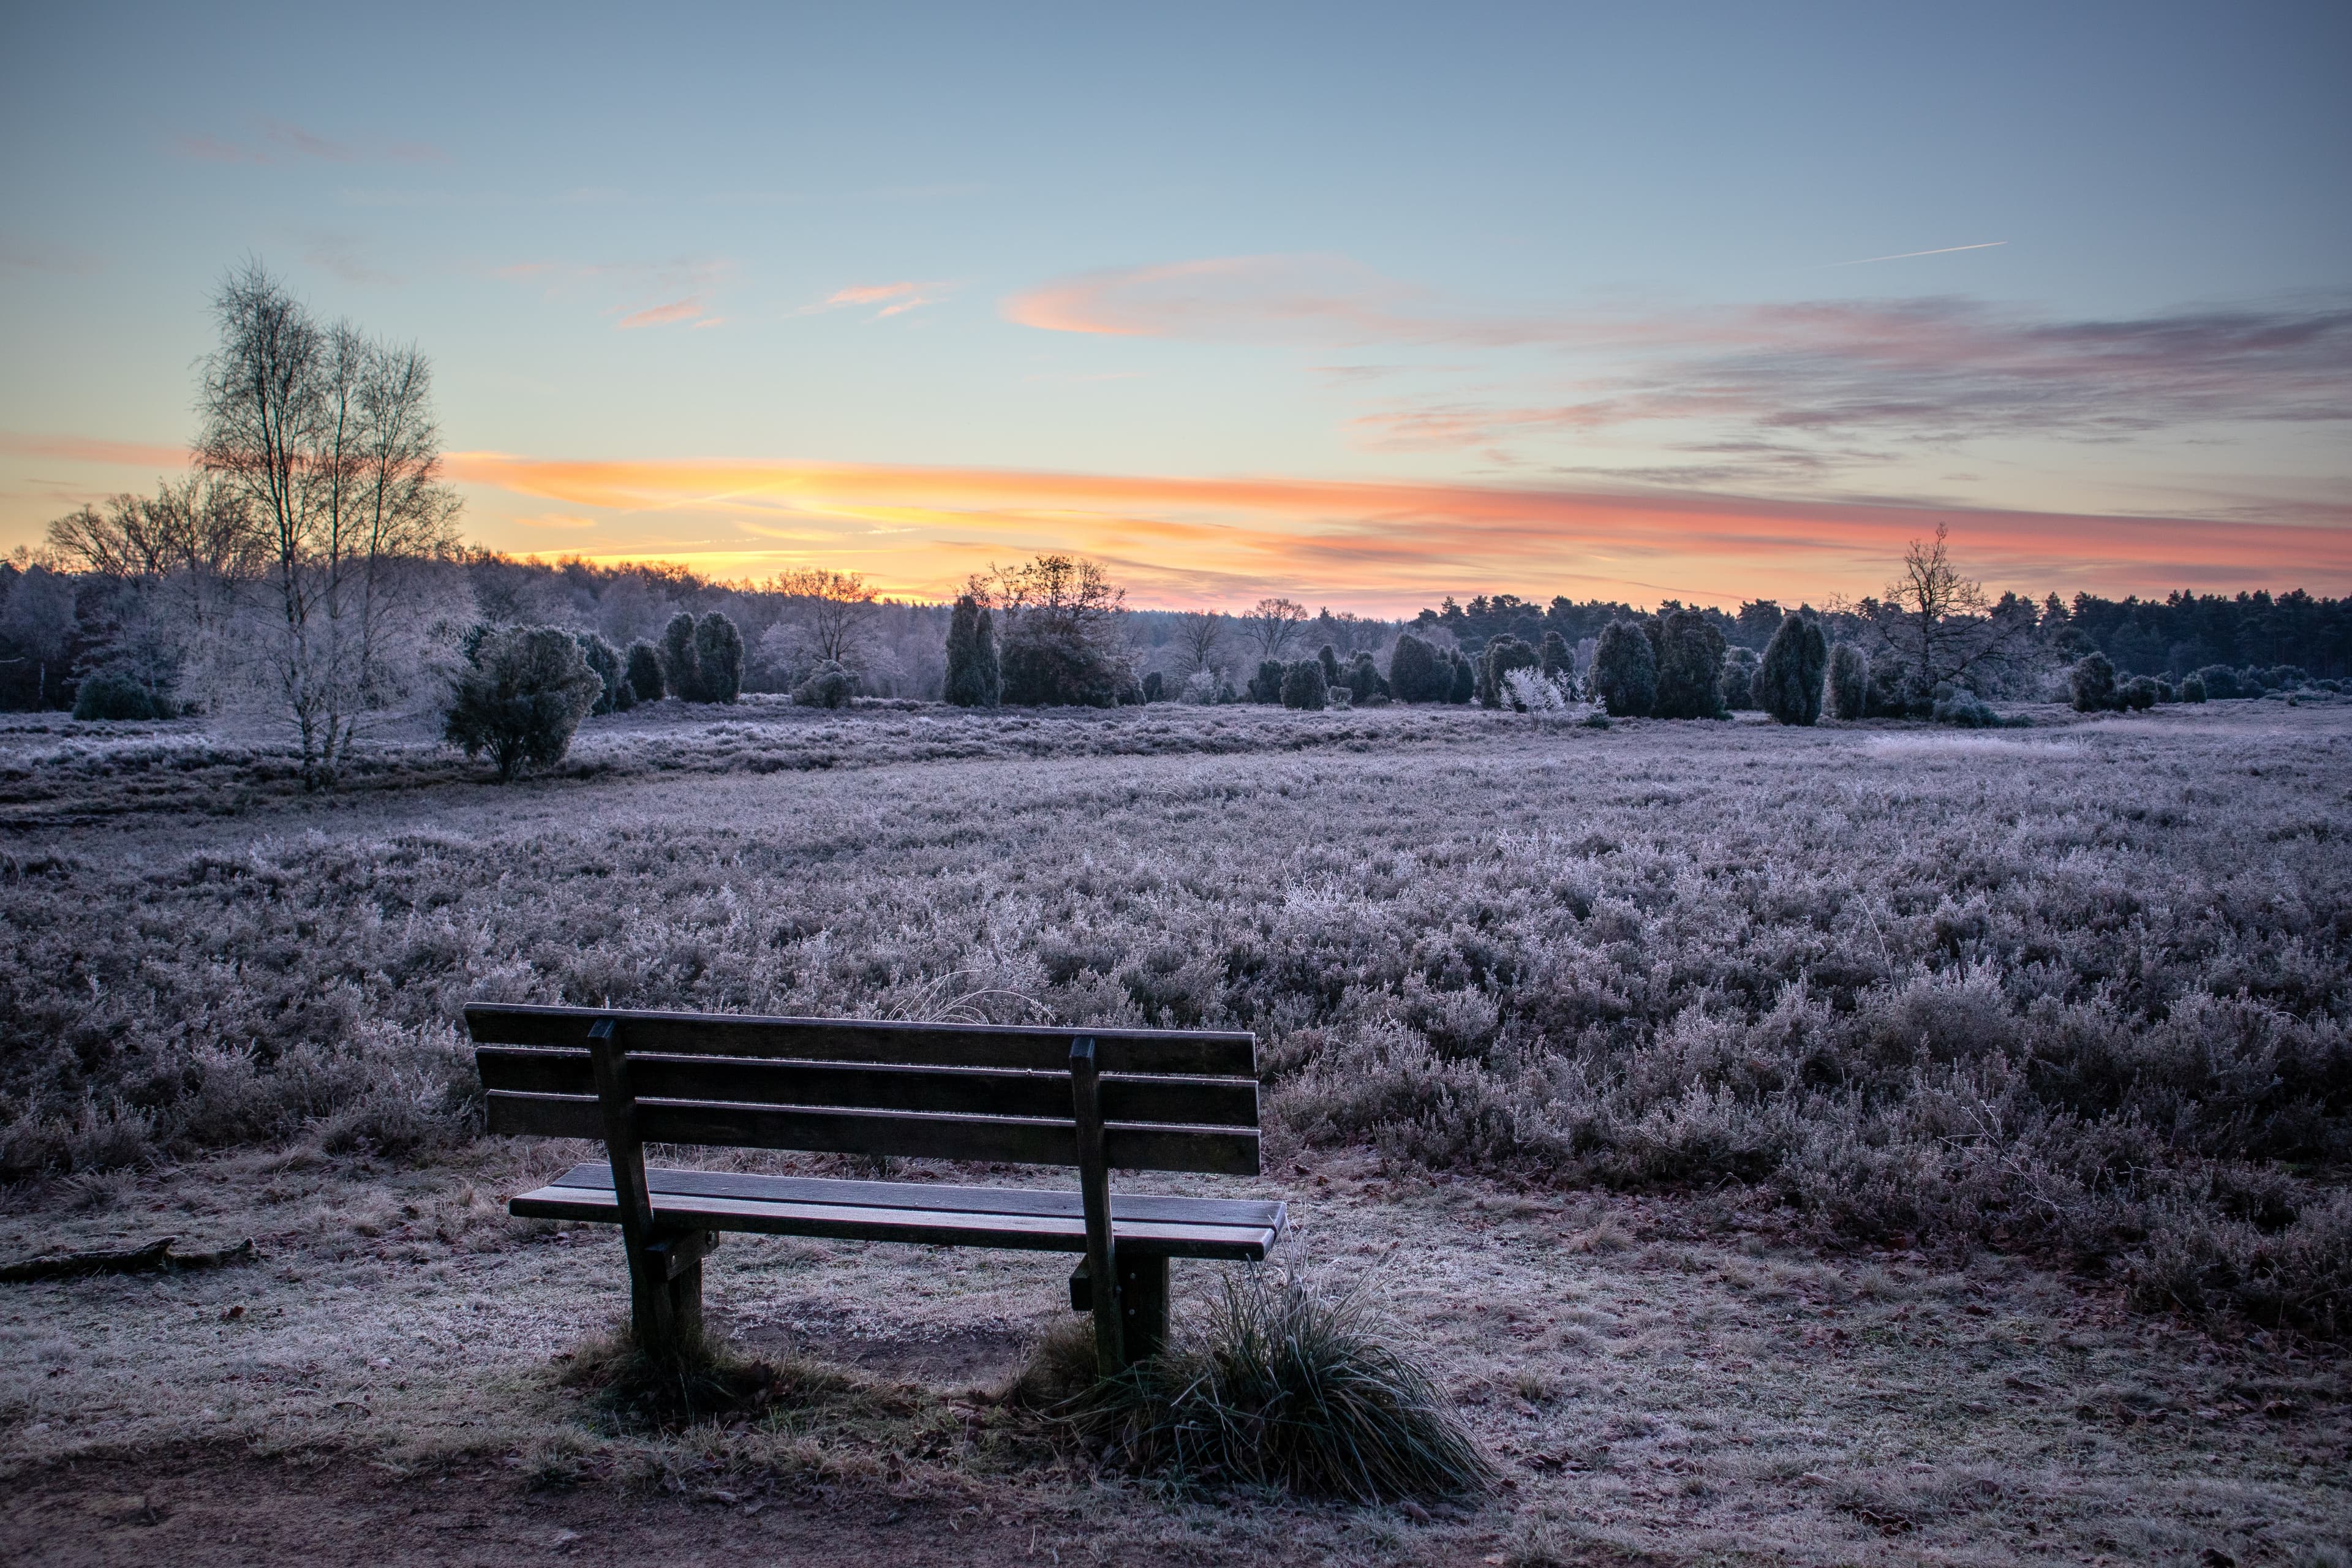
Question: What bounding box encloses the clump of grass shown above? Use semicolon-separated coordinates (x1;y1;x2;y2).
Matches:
1041;1268;1492;1503
558;1320;870;1433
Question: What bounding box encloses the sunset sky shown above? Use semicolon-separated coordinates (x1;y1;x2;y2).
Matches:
4;2;2346;612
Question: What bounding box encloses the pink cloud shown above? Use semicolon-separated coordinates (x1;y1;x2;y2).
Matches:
614;296;710;330
0;432;191;468
804;279;952;320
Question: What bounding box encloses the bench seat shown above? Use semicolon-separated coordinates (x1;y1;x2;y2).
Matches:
513;1161;1287;1261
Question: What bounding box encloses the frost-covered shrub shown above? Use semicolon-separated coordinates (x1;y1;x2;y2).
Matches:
573;630;628;714
1346;650;1384;704
1932;688;1999;727
1538;630;1573;683
1249;659;1286;704
1385;633;1444;703
660;611;704;702
72;672;173;722
1645;609;1727;720
2070;652;2120;712
944;595;1001;707
1501;667;1566;714
1590;620;1656;717
1719;647;1758;710
1758;612;1828;726
1180;669;1219;705
1280;659;1328;710
2191;664;2241;699
626;639;665;704
1476;635;1538;709
792;660;854;708
693;612;744;704
1828;641;1868;720
443;625;603;780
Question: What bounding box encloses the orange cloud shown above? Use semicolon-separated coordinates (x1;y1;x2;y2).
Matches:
445;450;2352;611
615;296;709;330
0;432;192;469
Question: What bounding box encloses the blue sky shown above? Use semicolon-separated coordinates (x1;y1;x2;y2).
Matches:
4;1;2346;609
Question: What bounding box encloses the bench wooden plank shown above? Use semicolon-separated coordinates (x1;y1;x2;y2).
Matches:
510;1184;1278;1260
545;1162;1287;1231
465;1003;1256;1078
477;1047;1259;1128
486;1091;1261;1175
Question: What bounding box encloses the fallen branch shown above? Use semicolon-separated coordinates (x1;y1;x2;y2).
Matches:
0;1236;256;1283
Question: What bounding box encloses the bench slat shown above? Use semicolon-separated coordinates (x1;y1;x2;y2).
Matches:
486;1091;1260;1176
466;1003;1256;1078
546;1162;1287;1229
477;1047;1259;1129
511;1183;1277;1259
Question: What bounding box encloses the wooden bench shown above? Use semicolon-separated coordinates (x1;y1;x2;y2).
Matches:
466;1003;1286;1373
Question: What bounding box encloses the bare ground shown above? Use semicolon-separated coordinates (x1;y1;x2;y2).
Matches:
3;1144;2346;1567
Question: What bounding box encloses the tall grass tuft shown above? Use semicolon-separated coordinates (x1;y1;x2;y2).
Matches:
1049;1268;1491;1503
560;1318;866;1433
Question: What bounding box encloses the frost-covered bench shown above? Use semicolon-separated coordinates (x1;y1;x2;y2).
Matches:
465;1003;1285;1371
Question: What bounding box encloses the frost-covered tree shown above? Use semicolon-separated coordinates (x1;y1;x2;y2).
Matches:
792;659;854;708
2070;652;2120;712
660;610;704;702
1280;658;1327;710
1477;634;1539;709
572;630;628;714
1590;619;1657;717
1645;608;1728;720
625;639;665;703
693;611;743;703
1827;641;1869;720
944;593;1001;707
1757;611;1828;725
443;625;602;780
994;554;1129;707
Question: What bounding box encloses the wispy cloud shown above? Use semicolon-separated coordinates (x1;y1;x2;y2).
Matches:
172;119;446;166
304;233;400;287
803;280;954;320
443;449;2352;608
615;296;713;330
1830;241;2007;267
0;432;190;468
0;238;103;276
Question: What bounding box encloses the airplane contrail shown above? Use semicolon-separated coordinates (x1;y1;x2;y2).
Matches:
1831;241;2008;266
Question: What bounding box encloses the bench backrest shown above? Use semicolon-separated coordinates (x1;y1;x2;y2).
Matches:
466;1003;1263;1176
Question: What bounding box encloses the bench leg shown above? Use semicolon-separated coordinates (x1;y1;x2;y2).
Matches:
629;1229;712;1361
1117;1254;1169;1363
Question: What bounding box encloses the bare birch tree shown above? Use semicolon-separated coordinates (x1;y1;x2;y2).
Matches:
1174;609;1227;676
195;263;460;783
1240;596;1308;661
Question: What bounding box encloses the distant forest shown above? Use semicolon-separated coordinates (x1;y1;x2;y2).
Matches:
2;546;2346;713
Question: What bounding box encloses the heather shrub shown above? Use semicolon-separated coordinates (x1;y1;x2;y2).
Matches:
573;630;628;714
1645;609;1727;719
1758;612;1828;725
1590;620;1656;716
442;625;604;780
625;639;665;703
2070;652;2120;712
660;610;704;702
693;611;744;703
1719;647;1758;710
792;659;854;708
1280;658;1328;710
1827;640;1868;720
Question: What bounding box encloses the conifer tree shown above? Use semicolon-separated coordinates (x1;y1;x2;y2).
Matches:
944;594;1001;707
1827;641;1868;720
1757;611;1828;725
625;639;665;704
660;611;704;703
693;611;743;703
1591;620;1657;717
